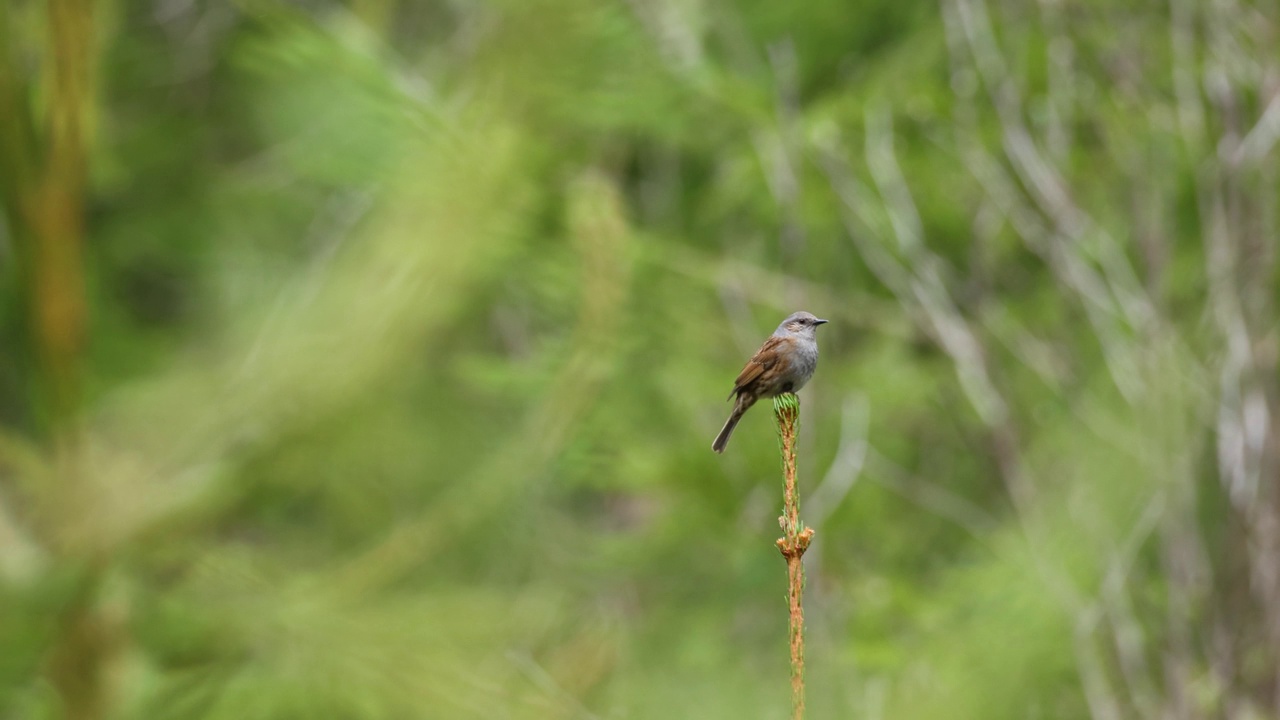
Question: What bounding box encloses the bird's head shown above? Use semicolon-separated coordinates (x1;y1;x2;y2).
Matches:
779;311;828;336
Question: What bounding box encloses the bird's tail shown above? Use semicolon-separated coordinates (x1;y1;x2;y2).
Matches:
712;396;753;453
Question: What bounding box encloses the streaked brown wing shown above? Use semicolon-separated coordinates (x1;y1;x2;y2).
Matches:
727;335;787;399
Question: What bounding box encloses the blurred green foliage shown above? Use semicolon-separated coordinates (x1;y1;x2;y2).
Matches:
2;0;1279;719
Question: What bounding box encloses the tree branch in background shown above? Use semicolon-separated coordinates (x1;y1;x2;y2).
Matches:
24;0;94;432
0;1;110;719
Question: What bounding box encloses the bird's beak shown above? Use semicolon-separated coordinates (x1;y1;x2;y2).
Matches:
814;318;829;325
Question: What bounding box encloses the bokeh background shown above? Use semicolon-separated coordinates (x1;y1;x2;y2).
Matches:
2;1;1279;718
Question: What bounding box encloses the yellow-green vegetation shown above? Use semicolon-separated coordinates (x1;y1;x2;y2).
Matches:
1;1;1278;718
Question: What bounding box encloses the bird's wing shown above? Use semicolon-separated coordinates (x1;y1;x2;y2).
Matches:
727;335;787;400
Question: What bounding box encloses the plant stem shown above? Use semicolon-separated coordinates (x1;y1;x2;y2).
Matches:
774;393;813;720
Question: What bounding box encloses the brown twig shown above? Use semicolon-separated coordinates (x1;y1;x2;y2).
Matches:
774;393;812;720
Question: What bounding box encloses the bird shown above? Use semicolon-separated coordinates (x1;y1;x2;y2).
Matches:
712;311;828;453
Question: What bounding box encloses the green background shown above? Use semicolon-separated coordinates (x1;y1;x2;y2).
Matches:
2;0;1279;718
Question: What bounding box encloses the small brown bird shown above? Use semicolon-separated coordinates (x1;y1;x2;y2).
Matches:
713;311;827;453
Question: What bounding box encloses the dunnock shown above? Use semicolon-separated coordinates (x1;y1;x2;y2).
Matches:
712;311;828;453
